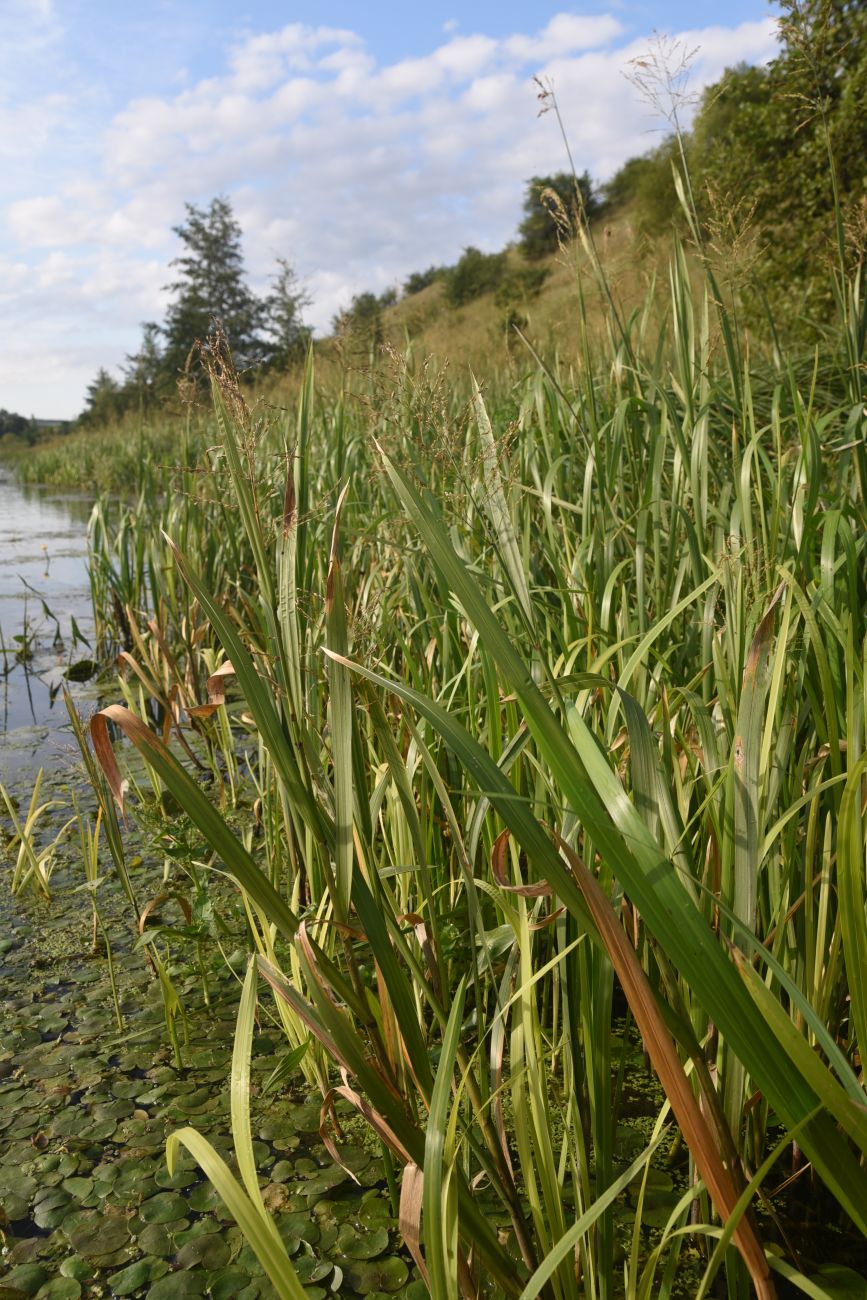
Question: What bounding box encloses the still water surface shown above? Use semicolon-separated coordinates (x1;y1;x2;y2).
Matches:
0;468;99;779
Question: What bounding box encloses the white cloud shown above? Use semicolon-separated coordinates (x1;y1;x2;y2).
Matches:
0;11;781;416
0;94;71;159
504;14;624;61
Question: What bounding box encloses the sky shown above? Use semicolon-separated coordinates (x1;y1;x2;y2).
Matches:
0;1;781;419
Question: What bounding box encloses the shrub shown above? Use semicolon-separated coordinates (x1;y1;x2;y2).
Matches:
443;247;508;308
403;266;446;296
494;264;549;308
332;291;384;346
518;172;598;258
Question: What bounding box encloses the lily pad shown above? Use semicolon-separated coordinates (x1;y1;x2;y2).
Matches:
207;1269;255;1300
2;1192;30;1221
34;1282;82;1300
287;1103;321;1134
187;1182;222;1215
139;1192;188;1224
58;1260;91;1283
2;1264;49;1296
108;1257;169;1295
358;1197;394;1227
64;660;97;682
174;1217;221;1248
332;1144;371;1176
136;1223;174;1257
336;1224;390;1260
807;1265;867;1298
277;1213;320;1246
175;1233;230;1270
293;1256;332;1284
33;1188;73;1229
262;1182;291;1214
145;1272;208;1299
68;1212;130;1260
635;1195;681;1229
153;1165;197;1190
236;1245;266;1277
340;1256;409;1295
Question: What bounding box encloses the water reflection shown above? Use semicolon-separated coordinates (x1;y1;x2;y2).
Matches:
0;469;99;778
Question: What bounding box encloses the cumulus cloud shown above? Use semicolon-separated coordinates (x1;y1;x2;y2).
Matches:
0;10;780;416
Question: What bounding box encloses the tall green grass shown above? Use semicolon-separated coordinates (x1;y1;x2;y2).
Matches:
67;176;867;1298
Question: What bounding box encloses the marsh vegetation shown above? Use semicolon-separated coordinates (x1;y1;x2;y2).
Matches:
3;4;867;1297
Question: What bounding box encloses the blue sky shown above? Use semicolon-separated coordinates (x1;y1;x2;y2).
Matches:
1;2;780;417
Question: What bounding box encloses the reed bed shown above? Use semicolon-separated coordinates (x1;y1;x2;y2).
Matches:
66;209;867;1300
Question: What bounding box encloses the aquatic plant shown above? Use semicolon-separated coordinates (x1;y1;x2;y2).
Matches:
0;768;74;899
77;194;867;1297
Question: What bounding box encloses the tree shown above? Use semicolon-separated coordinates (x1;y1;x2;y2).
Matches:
518;172;598;258
443;247;507;307
600;142;680;234
80;369;125;427
262;258;311;367
686;1;867;320
161;197;265;378
0;408;32;438
403;265;445;296
122;322;165;408
591;2;867;325
333;291;385;347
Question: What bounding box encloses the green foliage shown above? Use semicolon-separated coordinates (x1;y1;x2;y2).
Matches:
333;290;388;346
518;171;597;258
68;164;867;1291
403;265;446;295
494;263;550;343
80;368;127;428
162;197;266;377
598;2;867;321
0;408;38;440
689;3;867;320
601;141;681;234
10;55;867;1300
121;322;166;410
57;196;309;426
261;258;311;369
443;246;507;307
494;263;549;308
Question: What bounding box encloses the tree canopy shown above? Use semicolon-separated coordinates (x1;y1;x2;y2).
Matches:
162;197;266;376
598;0;867;319
518;172;598;258
77;196;310;425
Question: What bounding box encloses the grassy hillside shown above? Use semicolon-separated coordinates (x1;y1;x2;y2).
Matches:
5;212;677;491
380;214;661;369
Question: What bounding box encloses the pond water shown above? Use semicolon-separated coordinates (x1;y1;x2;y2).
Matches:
0;468;99;780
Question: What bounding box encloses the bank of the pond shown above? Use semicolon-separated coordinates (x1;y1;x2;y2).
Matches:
0;464;433;1298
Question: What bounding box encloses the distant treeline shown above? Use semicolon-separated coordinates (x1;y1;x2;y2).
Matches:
0;409;69;445
55;1;867;428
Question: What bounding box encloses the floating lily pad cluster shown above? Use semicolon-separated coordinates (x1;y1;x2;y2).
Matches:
0;787;426;1298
